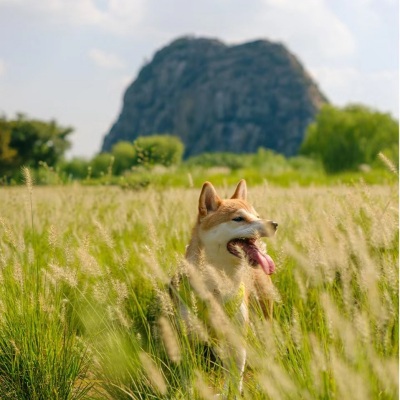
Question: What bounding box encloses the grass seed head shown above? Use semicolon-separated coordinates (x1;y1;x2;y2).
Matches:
158;316;181;363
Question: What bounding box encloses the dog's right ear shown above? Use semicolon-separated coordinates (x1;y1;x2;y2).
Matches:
198;182;221;217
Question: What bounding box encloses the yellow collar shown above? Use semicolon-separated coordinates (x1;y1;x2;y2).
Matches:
223;282;245;318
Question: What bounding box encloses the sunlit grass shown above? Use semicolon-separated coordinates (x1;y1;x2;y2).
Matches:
0;176;398;399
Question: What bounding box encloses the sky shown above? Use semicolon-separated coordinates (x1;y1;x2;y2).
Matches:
0;0;398;158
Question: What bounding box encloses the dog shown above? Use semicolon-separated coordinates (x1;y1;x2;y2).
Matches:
170;179;277;396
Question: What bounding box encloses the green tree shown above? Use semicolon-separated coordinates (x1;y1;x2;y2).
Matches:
0;119;17;175
111;141;136;175
301;104;398;173
133;135;184;167
0;114;73;177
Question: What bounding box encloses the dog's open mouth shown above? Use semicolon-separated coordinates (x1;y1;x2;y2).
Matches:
227;238;275;275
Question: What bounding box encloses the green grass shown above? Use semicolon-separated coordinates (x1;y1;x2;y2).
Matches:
0;173;398;399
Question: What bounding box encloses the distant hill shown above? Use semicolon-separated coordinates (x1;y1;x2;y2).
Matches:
102;36;328;157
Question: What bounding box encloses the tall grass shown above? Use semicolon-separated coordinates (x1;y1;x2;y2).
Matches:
0;177;397;399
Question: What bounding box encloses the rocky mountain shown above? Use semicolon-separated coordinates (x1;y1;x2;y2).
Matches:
102;36;328;157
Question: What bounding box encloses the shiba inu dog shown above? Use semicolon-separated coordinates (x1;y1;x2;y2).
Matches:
170;179;277;396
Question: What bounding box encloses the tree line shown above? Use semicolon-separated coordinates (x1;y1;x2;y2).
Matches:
0;104;398;183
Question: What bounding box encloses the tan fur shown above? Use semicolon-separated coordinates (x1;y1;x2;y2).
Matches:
185;179;277;308
172;179;277;396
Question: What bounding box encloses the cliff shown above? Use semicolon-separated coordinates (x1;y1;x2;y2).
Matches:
102;36;328;156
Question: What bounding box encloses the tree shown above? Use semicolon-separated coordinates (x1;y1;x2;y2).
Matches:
0;114;73;178
301;104;398;173
0;119;17;175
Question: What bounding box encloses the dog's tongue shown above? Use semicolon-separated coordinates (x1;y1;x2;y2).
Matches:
248;245;275;275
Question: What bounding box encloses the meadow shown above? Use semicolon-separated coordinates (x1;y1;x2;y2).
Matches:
0;171;398;399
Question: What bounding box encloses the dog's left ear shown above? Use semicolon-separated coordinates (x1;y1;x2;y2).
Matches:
231;179;247;201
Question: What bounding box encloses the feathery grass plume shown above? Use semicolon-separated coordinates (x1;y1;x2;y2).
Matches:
194;370;217;399
378;152;398;175
12;260;24;290
255;362;300;399
290;307;303;350
138;351;168;395
93;219;114;248
308;333;328;394
92;281;109;304
187;172;194;188
142;244;170;284
47;224;58;248
0;217;17;249
77;247;102;276
149;274;175;316
331;351;371;400
158;316;181;363
47;263;78;287
113;305;132;329
112;279;128;305
21;166;33;195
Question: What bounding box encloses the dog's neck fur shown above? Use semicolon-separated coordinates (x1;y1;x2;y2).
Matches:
186;221;248;301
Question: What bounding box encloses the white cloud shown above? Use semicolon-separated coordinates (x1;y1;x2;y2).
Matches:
310;66;399;117
258;0;356;61
89;48;126;69
143;0;356;68
0;0;146;34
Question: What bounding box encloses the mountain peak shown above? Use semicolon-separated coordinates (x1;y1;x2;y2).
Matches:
102;36;328;156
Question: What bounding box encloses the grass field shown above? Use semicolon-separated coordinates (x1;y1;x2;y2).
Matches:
0;173;398;399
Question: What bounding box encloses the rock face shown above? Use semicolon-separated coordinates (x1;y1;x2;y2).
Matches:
102;37;328;157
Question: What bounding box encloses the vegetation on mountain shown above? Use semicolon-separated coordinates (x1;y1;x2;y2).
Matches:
102;36;327;157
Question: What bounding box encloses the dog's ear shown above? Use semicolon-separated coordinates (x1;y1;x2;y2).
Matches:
231;179;247;201
199;182;221;217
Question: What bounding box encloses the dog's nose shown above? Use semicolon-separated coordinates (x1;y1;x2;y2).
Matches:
272;221;278;229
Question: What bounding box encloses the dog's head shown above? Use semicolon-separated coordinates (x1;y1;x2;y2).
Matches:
196;179;277;275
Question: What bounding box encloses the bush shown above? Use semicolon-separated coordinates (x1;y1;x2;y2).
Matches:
301;104;399;173
111;141;136;175
186;152;249;170
133;135;184;167
60;157;90;180
90;153;114;178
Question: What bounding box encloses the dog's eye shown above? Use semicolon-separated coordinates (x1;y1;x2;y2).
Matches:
232;216;244;222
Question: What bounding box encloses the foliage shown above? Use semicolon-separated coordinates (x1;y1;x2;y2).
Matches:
60;157;90;180
89;152;114;178
301;104;399;173
0;178;397;399
0;169;91;399
0;114;73;179
133;135;184;167
111;141;136;175
186;152;249;169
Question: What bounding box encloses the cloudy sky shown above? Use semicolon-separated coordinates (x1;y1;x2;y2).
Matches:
0;0;398;158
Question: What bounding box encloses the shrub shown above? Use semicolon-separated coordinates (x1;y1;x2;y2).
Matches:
301;104;399;173
111;141;136;175
90;153;114;178
59;157;90;180
186;152;249;170
133;135;184;167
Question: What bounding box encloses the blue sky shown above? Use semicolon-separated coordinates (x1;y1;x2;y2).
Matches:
0;0;398;158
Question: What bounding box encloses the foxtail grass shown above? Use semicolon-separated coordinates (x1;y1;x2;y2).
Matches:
0;181;397;399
